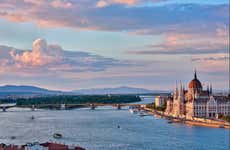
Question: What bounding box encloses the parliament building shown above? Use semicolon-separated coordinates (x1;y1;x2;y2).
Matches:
165;71;230;119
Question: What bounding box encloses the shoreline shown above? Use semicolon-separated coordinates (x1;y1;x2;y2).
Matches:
144;107;230;129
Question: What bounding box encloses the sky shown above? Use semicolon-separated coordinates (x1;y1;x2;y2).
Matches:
0;0;229;91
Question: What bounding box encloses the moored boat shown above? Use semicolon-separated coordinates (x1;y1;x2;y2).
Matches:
129;106;139;114
53;133;63;139
129;108;138;114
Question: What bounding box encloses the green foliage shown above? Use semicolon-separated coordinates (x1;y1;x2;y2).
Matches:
219;115;230;123
154;102;166;111
16;95;141;105
146;103;155;109
0;99;16;104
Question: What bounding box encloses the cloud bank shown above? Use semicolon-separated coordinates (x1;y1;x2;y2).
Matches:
0;0;228;57
0;38;228;90
0;1;228;90
0;1;228;34
0;38;126;74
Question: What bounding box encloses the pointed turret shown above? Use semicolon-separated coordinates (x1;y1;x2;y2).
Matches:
178;83;182;96
181;84;185;96
178;83;184;102
194;69;197;79
173;81;178;99
210;84;212;94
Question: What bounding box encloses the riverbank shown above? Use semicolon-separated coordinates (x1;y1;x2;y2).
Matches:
144;107;230;129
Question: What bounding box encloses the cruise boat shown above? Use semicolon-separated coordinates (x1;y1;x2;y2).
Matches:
53;133;63;139
139;112;149;117
129;106;138;114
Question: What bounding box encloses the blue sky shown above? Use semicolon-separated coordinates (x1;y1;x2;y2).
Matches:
0;0;229;91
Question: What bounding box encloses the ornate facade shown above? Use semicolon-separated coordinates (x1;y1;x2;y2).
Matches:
166;71;230;119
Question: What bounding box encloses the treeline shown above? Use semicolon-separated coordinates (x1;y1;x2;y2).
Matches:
16;95;141;105
0;99;16;104
219;114;230;123
145;102;167;111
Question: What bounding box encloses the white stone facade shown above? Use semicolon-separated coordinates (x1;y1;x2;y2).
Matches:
155;96;167;107
166;72;230;119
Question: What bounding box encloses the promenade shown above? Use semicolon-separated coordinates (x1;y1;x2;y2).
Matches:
144;107;230;129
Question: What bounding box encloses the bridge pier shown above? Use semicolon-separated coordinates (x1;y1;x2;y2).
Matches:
2;107;6;112
60;104;66;110
116;104;121;110
31;105;35;111
90;104;96;110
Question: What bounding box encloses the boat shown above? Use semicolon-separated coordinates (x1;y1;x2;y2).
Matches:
129;106;138;114
139;113;148;117
129;108;138;114
53;133;63;139
167;119;173;124
31;116;35;120
168;121;173;124
219;125;224;128
139;112;147;117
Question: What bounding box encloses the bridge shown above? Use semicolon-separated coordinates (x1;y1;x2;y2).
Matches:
0;103;145;112
0;103;17;112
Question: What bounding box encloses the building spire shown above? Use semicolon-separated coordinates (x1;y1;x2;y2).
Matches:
175;81;178;91
174;81;178;99
194;69;197;79
210;83;212;94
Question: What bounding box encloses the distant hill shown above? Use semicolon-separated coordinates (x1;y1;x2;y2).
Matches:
73;86;167;95
0;85;170;98
0;85;66;97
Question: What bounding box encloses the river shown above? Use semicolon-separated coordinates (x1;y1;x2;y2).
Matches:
0;96;229;150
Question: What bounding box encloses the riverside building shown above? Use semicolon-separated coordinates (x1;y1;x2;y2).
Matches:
165;71;230;119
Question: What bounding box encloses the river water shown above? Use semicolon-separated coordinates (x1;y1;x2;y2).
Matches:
0;97;229;150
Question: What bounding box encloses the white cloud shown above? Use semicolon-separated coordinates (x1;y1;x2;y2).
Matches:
10;39;62;67
0;38;127;73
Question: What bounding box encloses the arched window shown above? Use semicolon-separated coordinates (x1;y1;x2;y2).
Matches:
207;96;217;117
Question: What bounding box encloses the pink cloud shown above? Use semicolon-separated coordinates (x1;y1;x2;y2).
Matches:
96;0;137;7
129;24;229;55
10;39;61;67
0;1;228;35
191;54;229;73
50;0;73;8
0;38;129;76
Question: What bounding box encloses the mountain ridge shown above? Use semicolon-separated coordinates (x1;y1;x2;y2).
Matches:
0;85;170;96
73;86;168;95
0;85;65;96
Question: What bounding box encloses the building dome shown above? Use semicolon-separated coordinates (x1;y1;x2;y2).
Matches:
188;71;202;89
189;78;202;89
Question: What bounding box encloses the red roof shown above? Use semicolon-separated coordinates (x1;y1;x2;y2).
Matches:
0;143;85;150
188;78;202;89
0;145;24;150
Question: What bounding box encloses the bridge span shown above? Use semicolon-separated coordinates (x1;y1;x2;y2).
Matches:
0;103;145;111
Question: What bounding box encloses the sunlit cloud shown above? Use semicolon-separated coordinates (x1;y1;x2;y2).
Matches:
0;38;128;74
0;0;229;90
128;25;229;55
96;0;137;7
0;1;228;35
